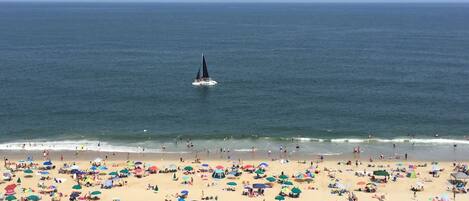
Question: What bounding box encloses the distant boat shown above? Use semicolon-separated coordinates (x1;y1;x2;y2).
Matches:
192;54;217;86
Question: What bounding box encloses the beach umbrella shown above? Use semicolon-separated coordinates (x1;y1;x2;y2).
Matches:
254;169;265;175
291;187;302;194
215;165;224;170
243;164;254;169
259;162;269;167
253;183;267;189
134;161;143;165
275;195;285;200
149;166;158;172
109;172;118;176
266;177;276;182
5;184;17;191
93;158;103;163
43;161;52;166
5;195;17;201
182;175;190;182
180;190;189;195
283;181;293;186
26;195;40;201
184;166;193;171
356;181;366;186
295;173;305;179
72;184;82;190
98;166;108;171
24;169;33;174
120;169;129;174
373;170;389;177
70;165;80;170
279;175;289;180
91;191;102;196
38;171;49;175
226;182;237;186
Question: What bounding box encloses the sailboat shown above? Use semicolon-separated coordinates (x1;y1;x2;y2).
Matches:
192;54;217;86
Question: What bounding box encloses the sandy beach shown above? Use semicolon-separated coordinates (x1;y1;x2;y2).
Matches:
1;150;468;201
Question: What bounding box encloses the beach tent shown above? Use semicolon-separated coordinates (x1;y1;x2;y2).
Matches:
451;172;469;180
3;171;12;181
408;171;417;179
212;169;225;179
104;180;113;189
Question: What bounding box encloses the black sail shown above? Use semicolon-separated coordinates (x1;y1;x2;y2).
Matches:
202;55;209;78
195;67;201;80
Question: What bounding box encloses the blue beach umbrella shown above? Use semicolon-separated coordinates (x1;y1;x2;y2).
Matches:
43;161;52;166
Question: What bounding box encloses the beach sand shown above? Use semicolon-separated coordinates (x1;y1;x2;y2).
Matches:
1;150;468;201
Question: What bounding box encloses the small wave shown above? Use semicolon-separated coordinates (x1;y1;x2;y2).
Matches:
0;140;189;154
234;149;256;152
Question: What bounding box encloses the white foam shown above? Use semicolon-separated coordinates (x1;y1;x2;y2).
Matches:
0;140;188;154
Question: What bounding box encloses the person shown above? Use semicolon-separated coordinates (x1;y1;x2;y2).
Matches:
405;153;408;160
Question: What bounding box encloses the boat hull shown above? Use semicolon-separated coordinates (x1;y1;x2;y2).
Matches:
192;80;218;86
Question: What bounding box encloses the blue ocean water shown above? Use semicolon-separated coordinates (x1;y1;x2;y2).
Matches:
0;3;469;154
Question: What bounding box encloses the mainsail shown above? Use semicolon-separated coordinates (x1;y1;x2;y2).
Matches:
202;55;209;78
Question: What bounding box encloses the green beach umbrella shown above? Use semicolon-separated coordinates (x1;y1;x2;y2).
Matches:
373;170;389;177
279;175;288;180
266;177;276;182
24;169;33;174
26;195;40;201
184;166;193;171
72;184;82;190
119;169;129;174
226;182;237;186
275;195;285;200
282;181;293;186
291;187;302;194
91;191;102;196
109;172;118;176
254;169;265;175
5;195;17;201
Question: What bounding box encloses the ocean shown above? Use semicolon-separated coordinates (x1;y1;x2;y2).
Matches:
1;2;468;159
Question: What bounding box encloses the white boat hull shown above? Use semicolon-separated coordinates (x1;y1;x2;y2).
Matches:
192;80;218;86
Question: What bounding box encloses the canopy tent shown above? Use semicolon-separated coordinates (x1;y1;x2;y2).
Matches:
451;172;469;180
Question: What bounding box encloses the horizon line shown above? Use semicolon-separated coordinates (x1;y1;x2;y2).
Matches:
1;0;469;3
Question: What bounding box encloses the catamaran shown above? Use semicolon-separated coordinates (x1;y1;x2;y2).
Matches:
192;54;217;86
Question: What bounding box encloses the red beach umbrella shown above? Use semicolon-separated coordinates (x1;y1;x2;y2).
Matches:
5;184;16;191
215;165;224;170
